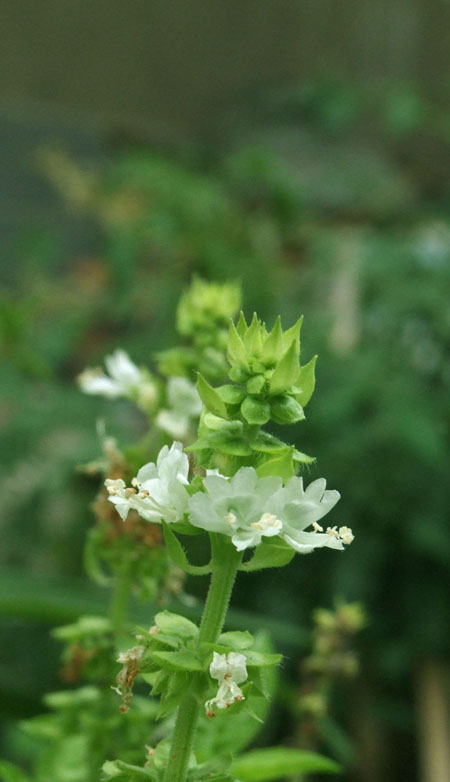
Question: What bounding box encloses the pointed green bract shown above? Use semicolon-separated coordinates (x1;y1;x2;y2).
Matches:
269;340;301;394
294;354;317;407
236;310;248;337
243;314;264;356
283;315;303;352
227;321;250;370
262;317;283;365
256;447;297;481
197;373;228;419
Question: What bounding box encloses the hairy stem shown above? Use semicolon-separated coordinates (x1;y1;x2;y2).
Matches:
164;539;242;782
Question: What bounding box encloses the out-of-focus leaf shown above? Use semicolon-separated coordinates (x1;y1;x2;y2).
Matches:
231;747;341;780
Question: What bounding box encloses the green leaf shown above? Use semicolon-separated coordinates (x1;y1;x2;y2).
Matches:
142;669;170;693
227;321;249;369
195;633;280;762
158;671;197;717
270;395;305;425
154;609;199;639
216;384;246;404
240;538;295;571
210;431;253;456
102;760;155;780
244;651;282;667
162;523;212;576
249;431;286;454
151;649;203;672
231;748;341;781
256;448;296;480
269;341;301;394
217;630;254;650
197;374;228;418
295;355;317;407
241;396;271;425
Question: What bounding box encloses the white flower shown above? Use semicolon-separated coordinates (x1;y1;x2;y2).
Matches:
188;468;353;555
78;349;157;409
105;442;190;524
188;467;283;551
156;377;202;440
266;476;352;554
205;652;248;716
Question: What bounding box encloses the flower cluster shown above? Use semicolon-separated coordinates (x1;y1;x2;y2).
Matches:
105;443;353;556
105;442;189;524
189;466;352;553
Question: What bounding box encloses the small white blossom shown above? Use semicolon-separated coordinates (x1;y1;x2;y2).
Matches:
188;468;353;555
266;476;352;554
205;652;248;716
105;442;190;524
78;349;157;409
156;377;202;440
188;468;283;551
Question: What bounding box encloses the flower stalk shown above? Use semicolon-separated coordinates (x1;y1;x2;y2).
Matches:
163;539;242;782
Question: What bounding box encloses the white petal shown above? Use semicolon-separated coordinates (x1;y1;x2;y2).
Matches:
203;474;232;500
189;492;231;535
156;410;189;440
303;478;327;502
282;531;344;554
78;371;122;398
105;349;141;387
231;529;262;551
230;467;258;494
108;495;131;521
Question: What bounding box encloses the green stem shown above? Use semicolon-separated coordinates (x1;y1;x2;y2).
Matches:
164;539;242;782
109;562;132;635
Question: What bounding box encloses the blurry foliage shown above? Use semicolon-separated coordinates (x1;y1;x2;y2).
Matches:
1;81;450;779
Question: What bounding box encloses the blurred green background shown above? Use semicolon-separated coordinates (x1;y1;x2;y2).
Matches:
1;4;450;782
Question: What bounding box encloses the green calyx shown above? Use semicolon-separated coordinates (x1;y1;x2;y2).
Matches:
189;312;317;476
